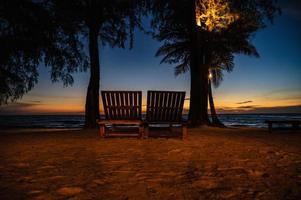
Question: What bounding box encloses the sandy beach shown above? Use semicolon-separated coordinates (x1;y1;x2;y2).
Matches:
0;127;300;200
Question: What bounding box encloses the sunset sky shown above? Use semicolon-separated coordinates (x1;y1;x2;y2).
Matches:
1;0;300;115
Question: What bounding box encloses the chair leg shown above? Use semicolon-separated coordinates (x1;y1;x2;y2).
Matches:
100;125;105;138
144;126;149;139
169;124;173;132
182;125;188;139
139;125;144;138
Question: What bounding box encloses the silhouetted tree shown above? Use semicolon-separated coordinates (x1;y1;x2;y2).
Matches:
208;53;235;127
0;0;87;105
51;0;147;128
152;0;279;126
208;78;222;125
155;20;259;126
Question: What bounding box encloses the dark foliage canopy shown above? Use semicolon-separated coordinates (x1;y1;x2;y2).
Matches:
51;0;148;49
0;0;148;105
152;0;280;81
0;0;88;105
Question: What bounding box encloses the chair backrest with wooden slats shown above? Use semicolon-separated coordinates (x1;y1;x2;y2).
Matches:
101;91;142;120
146;91;186;122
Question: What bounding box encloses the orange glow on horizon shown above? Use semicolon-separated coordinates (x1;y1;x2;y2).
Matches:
2;90;300;114
9;99;299;114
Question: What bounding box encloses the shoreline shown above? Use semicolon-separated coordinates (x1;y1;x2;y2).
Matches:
0;125;298;133
0;114;300;130
0;128;82;133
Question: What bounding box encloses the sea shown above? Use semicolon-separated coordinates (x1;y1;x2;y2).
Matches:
0;114;300;129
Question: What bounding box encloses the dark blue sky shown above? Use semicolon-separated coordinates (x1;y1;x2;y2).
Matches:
1;0;300;114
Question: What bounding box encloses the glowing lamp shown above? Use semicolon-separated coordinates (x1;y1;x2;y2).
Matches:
208;72;213;79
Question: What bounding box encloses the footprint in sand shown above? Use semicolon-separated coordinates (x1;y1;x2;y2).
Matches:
248;170;269;178
192;178;219;189
28;190;43;195
93;179;107;185
14;163;30;168
57;187;83;196
39;165;55;170
47;176;66;180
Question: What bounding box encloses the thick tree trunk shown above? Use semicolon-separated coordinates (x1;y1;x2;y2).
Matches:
84;25;100;128
189;53;210;126
188;1;210;126
208;79;225;127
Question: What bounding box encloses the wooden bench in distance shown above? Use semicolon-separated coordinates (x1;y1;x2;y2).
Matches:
265;120;301;133
98;91;143;138
145;91;187;139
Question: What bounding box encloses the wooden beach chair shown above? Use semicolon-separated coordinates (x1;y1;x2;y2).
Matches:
98;91;143;138
145;91;187;139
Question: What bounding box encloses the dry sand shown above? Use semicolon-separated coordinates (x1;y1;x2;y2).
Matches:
0;127;300;200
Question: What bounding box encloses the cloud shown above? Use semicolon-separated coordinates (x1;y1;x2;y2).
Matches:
217;105;301;114
248;105;301;114
29;100;42;103
257;88;301;102
28;93;80;99
0;102;37;114
0;101;45;115
236;100;253;105
0;102;36;108
261;88;300;96
237;105;258;109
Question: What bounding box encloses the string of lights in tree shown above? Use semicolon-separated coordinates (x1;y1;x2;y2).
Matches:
195;0;239;75
195;0;239;32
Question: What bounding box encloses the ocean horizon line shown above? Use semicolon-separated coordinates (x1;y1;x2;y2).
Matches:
1;113;301;116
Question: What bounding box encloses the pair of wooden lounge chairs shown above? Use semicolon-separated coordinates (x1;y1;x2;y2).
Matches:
98;91;187;139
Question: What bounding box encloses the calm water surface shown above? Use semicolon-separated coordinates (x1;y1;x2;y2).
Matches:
0;114;300;129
